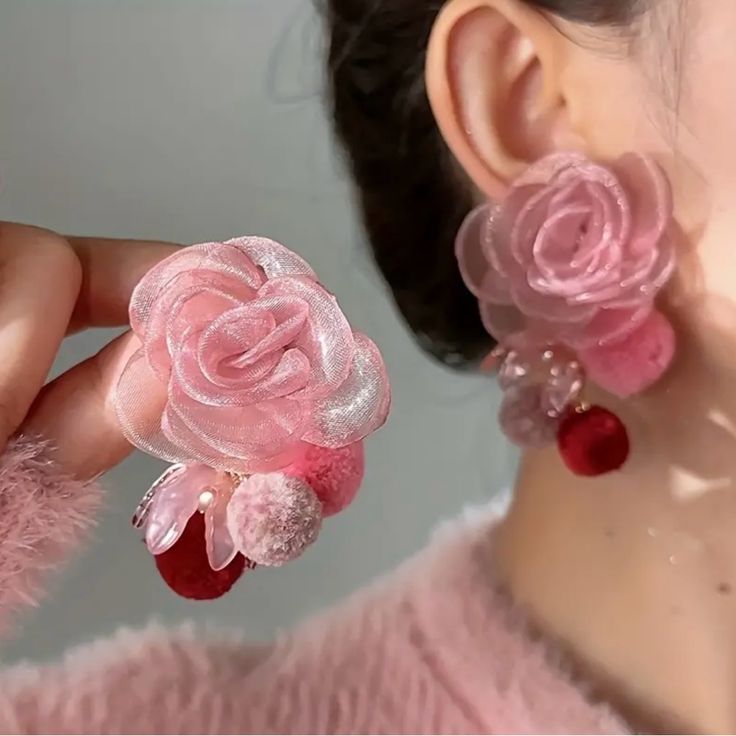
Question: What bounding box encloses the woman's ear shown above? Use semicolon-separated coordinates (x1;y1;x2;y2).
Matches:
426;0;584;200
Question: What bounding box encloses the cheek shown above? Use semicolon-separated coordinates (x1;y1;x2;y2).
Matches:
681;2;736;195
561;2;736;335
674;0;736;306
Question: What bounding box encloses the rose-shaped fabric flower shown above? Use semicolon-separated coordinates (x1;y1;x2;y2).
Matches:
115;237;391;473
456;153;676;352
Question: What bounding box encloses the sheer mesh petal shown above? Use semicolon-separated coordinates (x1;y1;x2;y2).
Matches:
114;347;185;464
456;205;512;304
226;236;317;280
259;277;354;397
130;243;264;337
303;333;391;448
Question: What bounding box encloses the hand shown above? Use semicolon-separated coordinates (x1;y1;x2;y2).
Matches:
0;222;178;479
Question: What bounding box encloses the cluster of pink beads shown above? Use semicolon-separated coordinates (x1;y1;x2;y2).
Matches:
494;345;585;449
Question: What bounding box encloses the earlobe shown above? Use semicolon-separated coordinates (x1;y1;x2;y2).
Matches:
426;0;577;200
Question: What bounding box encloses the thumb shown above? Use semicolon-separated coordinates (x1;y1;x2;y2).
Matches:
23;333;154;480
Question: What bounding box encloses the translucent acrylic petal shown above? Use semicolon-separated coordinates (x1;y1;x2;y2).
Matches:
204;479;239;571
145;464;218;555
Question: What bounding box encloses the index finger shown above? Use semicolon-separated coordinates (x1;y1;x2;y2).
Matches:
23;237;180;478
67;237;179;332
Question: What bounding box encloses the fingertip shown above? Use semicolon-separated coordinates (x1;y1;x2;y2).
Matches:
68;238;180;331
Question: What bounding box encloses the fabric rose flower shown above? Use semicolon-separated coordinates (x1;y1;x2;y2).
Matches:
456;153;676;352
115;237;391;473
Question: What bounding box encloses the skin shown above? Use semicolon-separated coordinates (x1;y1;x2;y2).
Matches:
0;222;176;480
426;0;736;732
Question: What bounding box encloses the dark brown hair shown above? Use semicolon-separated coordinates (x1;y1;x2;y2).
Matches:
323;0;640;366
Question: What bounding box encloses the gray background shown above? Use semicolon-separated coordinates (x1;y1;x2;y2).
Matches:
0;0;512;663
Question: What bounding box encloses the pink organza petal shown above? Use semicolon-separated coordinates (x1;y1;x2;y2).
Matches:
258;276;355;397
175;330;311;407
512;152;589;188
146;283;254;382
165;287;253;354
586;184;626;263
480;207;522;303
510;275;597;325
614;153;673;257
161;405;305;474
164;382;308;472
204;479;239;571
225;236;317;280
529;185;625;299
553;157;628;201
567;189;623;285
255;349;312;397
145;464;219;555
198;305;278;386
455;205;511;303
566;304;652;350
477;265;517;308
530;205;592;293
130;243;263;338
479;302;527;344
172;330;276;406
177;297;310;403
114;347;188;464
303;333;391;448
572;231;675;310
620;230;676;298
545;180;586;216
544;159;633;257
509;187;556;266
215;297;309;369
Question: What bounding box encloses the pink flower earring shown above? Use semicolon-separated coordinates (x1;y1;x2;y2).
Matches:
456;152;677;475
115;237;391;599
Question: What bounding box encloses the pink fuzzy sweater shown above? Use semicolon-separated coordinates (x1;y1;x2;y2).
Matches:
0;438;630;734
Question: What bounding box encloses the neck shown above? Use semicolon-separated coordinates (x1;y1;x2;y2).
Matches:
495;307;736;734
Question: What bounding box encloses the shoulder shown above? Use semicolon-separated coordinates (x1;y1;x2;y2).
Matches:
0;507;497;734
0;500;627;734
0;623;272;733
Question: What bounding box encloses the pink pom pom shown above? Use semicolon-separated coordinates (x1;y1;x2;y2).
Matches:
578;310;676;398
285;443;365;517
227;474;322;567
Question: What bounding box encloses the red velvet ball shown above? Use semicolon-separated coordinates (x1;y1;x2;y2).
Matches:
557;406;630;477
154;512;247;600
286;442;365;517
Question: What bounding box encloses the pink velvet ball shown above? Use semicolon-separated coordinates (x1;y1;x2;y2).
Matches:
285;442;365;516
578;310;676;398
227;473;322;567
